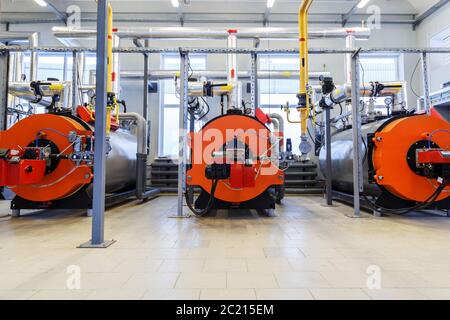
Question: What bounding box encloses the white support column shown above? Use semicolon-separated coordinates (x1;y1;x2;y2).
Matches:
345;35;355;84
227;30;240;111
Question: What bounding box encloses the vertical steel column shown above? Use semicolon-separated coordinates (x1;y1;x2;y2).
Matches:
0;51;9;131
177;51;190;217
143;40;149;122
250;52;258;115
350;50;362;217
72;51;78;113
324;107;333;206
80;0;114;248
421;52;431;115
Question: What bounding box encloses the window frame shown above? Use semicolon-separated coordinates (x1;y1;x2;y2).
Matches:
158;53;207;158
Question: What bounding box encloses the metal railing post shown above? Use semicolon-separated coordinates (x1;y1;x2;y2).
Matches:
79;0;115;248
177;51;190;217
350;50;363;218
421;52;431;115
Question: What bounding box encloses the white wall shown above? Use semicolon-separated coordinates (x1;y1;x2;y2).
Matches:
415;4;450;92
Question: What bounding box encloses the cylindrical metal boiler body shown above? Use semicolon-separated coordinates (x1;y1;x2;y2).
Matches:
103;128;137;194
319;112;450;204
319;120;385;197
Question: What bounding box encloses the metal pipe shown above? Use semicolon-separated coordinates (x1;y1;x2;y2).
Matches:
269;113;285;154
227;31;239;110
298;0;314;157
29;32;38;81
345;35;355;84
327;81;406;105
52;26;371;41
119;112;147;155
119;70;331;80
119;112;151;200
112;35;121;96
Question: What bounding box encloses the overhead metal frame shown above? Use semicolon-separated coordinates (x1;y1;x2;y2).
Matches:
0;12;416;26
3;46;450;55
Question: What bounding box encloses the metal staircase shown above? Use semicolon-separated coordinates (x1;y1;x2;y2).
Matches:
149;158;324;195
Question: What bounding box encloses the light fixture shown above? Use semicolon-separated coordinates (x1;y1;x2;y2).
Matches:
171;0;180;8
357;0;370;9
34;0;48;7
267;0;275;9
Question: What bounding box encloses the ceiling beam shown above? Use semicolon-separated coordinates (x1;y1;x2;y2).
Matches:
342;1;359;27
263;7;273;27
45;0;68;25
413;0;450;30
175;3;185;26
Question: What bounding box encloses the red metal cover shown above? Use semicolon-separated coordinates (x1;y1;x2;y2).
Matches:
255;108;272;125
418;150;450;164
0;159;46;186
230;164;256;189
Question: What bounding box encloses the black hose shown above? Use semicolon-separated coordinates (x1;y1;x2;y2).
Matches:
363;179;449;215
185;179;219;217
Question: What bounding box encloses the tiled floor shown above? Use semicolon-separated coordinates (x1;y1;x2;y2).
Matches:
0;195;450;300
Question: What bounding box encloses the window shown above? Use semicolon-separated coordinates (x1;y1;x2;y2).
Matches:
258;54;299;106
23;52;74;82
359;54;402;112
159;54;206;158
359;54;400;83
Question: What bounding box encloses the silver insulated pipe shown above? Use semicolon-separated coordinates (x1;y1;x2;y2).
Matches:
52;26;371;42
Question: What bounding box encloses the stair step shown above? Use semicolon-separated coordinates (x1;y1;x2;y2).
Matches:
151;163;178;169
288;163;317;169
151;179;178;184
284;180;319;185
284;172;317;177
285;188;324;195
151;171;178;176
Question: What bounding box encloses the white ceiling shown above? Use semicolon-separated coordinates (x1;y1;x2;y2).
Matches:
0;0;419;14
0;0;444;26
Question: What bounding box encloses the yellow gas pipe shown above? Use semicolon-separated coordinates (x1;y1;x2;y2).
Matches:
106;3;119;135
298;0;313;138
